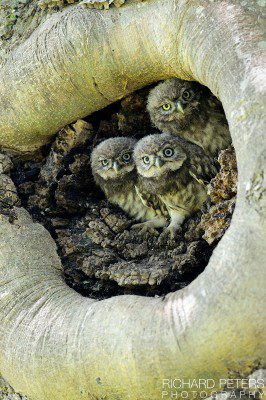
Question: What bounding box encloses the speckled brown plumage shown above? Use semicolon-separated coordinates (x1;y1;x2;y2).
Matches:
147;78;231;157
91;137;168;231
134;133;217;236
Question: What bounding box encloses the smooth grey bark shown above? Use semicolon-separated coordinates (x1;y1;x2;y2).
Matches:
0;1;265;399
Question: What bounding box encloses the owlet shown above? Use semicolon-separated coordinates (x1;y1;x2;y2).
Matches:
134;133;217;237
147;78;231;157
91;137;168;233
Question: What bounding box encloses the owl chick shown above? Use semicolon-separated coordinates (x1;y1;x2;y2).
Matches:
91;137;168;233
147;78;231;157
134;133;217;237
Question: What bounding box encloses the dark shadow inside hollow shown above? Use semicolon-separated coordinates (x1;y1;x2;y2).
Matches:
8;84;237;300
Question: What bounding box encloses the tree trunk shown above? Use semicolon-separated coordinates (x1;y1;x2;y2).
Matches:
0;1;265;399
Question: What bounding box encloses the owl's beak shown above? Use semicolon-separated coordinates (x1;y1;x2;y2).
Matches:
176;101;185;114
113;161;120;173
155;156;165;168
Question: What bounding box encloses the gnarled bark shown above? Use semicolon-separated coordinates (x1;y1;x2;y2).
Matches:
0;1;265;399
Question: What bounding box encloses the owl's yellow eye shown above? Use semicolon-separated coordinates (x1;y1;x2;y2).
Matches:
162;103;172;111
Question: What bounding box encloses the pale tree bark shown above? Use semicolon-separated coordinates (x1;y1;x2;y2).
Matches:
0;1;265;399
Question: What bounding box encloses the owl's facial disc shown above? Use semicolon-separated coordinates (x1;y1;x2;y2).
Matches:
137;147;186;178
158;93;201;132
147;79;204;133
91;137;137;181
97;152;135;180
161;89;196;116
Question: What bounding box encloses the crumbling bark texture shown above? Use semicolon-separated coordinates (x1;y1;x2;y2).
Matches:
8;92;211;299
200;146;237;244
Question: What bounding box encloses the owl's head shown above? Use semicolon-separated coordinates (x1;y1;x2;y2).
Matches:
134;133;187;178
147;78;205;133
91;137;137;181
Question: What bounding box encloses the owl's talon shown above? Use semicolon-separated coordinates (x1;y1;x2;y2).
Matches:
131;222;159;237
162;225;182;240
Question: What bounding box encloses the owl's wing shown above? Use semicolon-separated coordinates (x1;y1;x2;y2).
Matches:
189;155;218;185
134;185;169;218
188;170;205;185
135;185;150;208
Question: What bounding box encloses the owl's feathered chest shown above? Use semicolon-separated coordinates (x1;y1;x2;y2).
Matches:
110;187;165;222
93;170;136;197
159;181;207;214
138;165;207;214
138;165;191;196
94;171;165;222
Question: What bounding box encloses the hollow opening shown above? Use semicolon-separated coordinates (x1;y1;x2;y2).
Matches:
2;84;237;300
